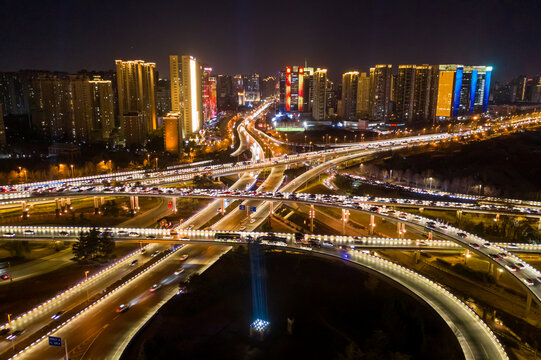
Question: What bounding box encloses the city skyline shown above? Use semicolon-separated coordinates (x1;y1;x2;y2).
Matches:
0;0;539;81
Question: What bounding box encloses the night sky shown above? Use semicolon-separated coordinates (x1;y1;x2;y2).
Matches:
1;0;539;82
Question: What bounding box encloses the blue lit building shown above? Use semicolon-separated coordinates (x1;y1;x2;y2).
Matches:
434;65;492;119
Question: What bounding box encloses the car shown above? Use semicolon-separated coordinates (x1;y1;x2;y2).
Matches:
116;304;130;313
6;329;25;340
149;284;161;292
524;279;535;286
469;243;481;249
51;311;64;320
59;231;70;236
456;232;467;238
249;218;256;224
174;268;185;275
117;231;128;236
515;262;525;269
239;226;246;231
3;232;15;238
146;234;156;239
505;264;518;272
129;260;138;266
179;254;189;261
0;328;10;337
129;232;139;237
151;250;160;257
24;229;35;235
1;274;10;280
489;254;501;260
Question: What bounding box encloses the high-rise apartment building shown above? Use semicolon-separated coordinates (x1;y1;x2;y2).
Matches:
115;60;156;139
356;72;371;118
244;73;261;103
169;55;203;139
312;69;327;120
394;65;416;122
261;76;277;99
0;103;6;147
412;65;436;122
27;73;73;139
341;71;359;120
88;76;115;140
70;75;93;141
0;72;29;116
371;65;392;121
216;75;236;111
156;78;171;116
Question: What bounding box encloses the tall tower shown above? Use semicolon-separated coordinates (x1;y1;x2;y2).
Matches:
169;55;202;138
115;60;156;136
312;69;327;120
341;71;359;120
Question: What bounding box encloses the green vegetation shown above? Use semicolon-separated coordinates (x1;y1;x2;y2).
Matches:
72;228;115;263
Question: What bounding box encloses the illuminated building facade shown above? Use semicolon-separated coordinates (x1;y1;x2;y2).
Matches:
434;64;492;119
356;72;371;118
164;111;182;154
279;66;314;114
371;65;393;121
341;71;359;120
244;73;261;103
312;69;327;120
88;76;115;140
115;60;156;137
202;67;217;121
169;55;203;138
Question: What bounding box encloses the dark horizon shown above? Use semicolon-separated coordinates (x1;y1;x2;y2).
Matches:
1;0;540;82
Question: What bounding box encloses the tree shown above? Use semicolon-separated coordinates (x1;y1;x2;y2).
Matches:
73;228;115;263
73;229;100;262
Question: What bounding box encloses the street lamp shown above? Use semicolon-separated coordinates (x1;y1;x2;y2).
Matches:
155;158;158;171
428;177;433;190
70;164;74;177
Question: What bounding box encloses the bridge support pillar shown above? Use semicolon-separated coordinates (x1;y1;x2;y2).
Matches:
427;231;433;240
495;213;500;222
309;205;315;233
94;196;99;214
341;209;349;235
269;202;274;216
456;210;462;222
171;197;177;212
419;207;424;213
134;196;139;211
66;197;71;211
100;196;105;206
369;214;375;234
60;198;66;212
414;251;420;264
21;201;28;219
130;196;137;214
526;293;532;315
55;198;60;217
538;217;541;231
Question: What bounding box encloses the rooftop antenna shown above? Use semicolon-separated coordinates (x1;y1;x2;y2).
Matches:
304;58;307;68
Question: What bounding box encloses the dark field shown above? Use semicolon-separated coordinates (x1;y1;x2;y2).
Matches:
122;248;463;360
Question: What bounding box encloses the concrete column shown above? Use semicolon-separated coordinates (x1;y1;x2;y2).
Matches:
100;196;105;206
309;204;315;233
538;217;541;231
369;214;375;235
221;199;225;215
134;196;139;210
269;202;274;216
21;201;28;219
171;197;177;212
414;251;420;264
419;207;424;213
60;198;66;212
66;197;71;211
341;209;349;235
495;213;500;222
130;196;135;213
55;198;60;217
456;210;462;221
94;196;99;214
526;293;532;315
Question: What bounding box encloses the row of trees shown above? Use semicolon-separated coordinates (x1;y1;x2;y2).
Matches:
72;228;115;263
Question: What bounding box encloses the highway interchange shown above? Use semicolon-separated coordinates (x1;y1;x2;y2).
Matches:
0;103;540;359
